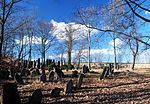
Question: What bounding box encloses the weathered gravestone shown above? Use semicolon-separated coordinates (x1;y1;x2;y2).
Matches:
14;73;24;84
33;60;36;68
31;68;40;76
37;58;40;69
82;65;89;73
0;83;21;104
109;63;114;74
65;79;73;93
71;70;78;78
100;67;109;80
40;74;46;83
10;68;16;78
29;89;43;104
50;88;64;98
21;68;29;77
76;74;84;90
55;66;65;78
49;71;54;82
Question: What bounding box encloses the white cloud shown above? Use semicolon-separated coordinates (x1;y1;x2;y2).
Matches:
145;11;150;14
50;20;99;41
48;48;121;60
15;36;49;45
109;38;124;46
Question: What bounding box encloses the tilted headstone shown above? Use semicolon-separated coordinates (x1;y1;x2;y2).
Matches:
49;71;54;82
55;66;65;78
50;88;63;98
76;74;84;90
29;89;43;104
65;79;73;93
40;74;46;83
14;73;24;84
100;67;109;80
0;83;21;104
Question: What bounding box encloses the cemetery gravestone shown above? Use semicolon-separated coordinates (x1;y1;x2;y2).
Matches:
65;79;73;93
29;89;43;104
100;67;109;80
49;71;54;82
14;73;24;84
71;70;78;77
76;74;84;90
55;66;65;78
0;83;21;104
37;58;40;69
82;65;89;73
50;88;63;98
40;74;46;83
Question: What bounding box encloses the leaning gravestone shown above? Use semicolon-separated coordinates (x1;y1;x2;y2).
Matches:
55;66;65;78
65;79;73;93
100;67;109;80
29;89;43;104
0;83;21;104
50;88;64;98
49;71;54;82
14;73;24;84
76;74;84;90
40;74;46;83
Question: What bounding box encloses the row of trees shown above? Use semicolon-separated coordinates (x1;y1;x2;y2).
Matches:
0;0;150;70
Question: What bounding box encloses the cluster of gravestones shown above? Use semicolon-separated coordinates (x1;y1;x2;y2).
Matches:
100;63;114;80
65;74;84;93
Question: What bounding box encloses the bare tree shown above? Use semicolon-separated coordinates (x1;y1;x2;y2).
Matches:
35;21;56;65
0;0;24;58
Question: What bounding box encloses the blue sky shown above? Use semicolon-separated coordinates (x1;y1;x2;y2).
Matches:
30;0;109;22
22;0;150;63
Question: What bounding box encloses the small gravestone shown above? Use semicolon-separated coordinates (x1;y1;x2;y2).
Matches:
65;79;73;93
55;66;65;78
100;67;109;80
26;69;30;76
40;74;46;83
14;73;24;84
49;71;54;82
31;69;40;76
50;88;63;98
82;65;89;73
0;83;21;104
10;68;16;78
76;74;84;90
29;89;42;104
20;68;27;76
71;70;78;77
37;58;40;69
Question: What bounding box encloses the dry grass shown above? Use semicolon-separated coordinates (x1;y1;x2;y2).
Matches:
18;68;150;104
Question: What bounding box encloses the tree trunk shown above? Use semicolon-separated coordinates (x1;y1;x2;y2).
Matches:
113;37;117;70
132;54;136;70
88;30;91;70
